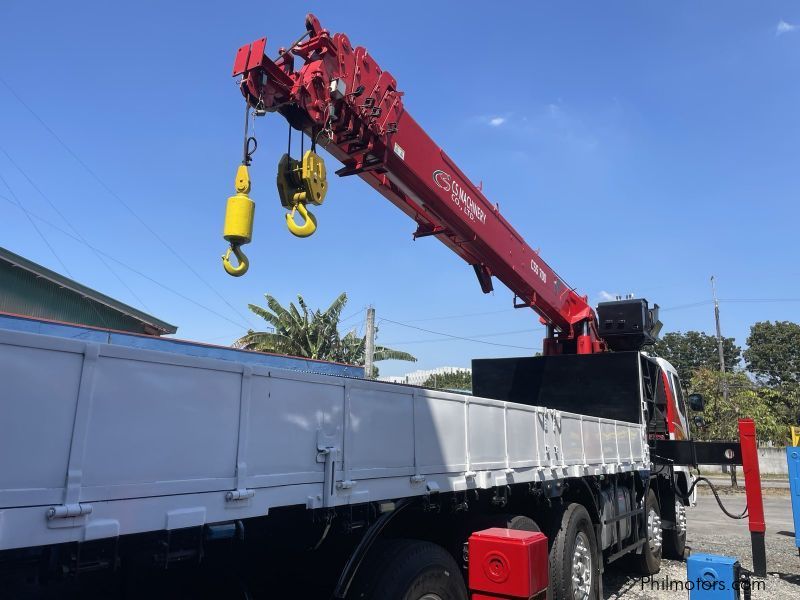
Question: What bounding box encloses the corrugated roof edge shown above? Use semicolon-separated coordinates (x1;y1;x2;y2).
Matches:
0;246;177;334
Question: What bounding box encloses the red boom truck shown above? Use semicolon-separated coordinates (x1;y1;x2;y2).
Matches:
221;14;706;598
0;13;764;600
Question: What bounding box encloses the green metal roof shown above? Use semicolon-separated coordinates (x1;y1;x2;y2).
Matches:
0;246;177;335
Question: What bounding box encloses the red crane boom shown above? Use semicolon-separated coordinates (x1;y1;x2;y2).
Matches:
233;14;604;354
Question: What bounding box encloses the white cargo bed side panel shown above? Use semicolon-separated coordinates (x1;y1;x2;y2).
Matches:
617;422;633;462
413;393;467;475
0;329;650;552
600;420;619;463
81;355;242;497
347;384;414;477
247;375;342;487
467;399;506;471
505;405;540;469
0;343;83;506
582;418;603;464
630;423;645;460
560;413;585;466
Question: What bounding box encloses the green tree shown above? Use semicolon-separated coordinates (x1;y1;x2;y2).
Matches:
744;321;800;387
332;326;417;378
689;368;786;445
422;369;472;392
233;293;416;373
652;331;741;385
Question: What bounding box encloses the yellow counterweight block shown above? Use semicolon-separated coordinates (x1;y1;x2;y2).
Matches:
222;164;255;276
276;150;327;238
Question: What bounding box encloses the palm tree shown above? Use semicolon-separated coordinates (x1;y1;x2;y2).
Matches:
233;293;416;371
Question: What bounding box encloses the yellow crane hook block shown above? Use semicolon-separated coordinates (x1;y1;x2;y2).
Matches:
222;164;255;276
276;150;327;238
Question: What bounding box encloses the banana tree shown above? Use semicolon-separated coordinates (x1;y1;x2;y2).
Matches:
234;293;416;372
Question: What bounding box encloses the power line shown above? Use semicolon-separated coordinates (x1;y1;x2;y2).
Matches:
398;308;516;323
392;299;726;325
720;298;800;304
0;193;252;332
0;145;150;311
381;296;800;349
0;177;117;330
378;317;539;351
0;172;72;277
385;326;544;345
0;75;257;330
381;300;745;348
657;299;800;311
350;296;800;336
660;300;713;312
339;306;367;324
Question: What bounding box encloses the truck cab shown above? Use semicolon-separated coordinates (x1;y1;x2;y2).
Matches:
645;356;691;442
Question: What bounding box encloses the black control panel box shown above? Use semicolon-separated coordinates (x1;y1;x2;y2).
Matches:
596;298;661;351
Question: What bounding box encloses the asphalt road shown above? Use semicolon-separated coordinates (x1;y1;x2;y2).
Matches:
688;494;794;539
604;492;799;599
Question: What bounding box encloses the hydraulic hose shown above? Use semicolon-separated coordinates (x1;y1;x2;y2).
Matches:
676;476;749;520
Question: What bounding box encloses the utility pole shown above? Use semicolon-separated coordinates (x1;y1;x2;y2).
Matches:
711;276;735;486
710;276;728;400
364;306;376;379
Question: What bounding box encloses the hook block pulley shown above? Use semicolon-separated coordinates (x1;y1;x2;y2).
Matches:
276;150;327;238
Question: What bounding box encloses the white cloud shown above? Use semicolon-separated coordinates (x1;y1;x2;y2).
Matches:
598;290;616;302
469;114;509;127
777;20;797;36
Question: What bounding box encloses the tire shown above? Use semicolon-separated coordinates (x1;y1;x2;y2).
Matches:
663;499;687;560
549;503;598;600
632;489;662;574
506;514;541;533
347;538;468;600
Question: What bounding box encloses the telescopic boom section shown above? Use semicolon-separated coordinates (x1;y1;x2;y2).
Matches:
233;14;604;354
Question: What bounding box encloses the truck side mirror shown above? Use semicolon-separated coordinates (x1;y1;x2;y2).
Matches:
693;415;706;429
688;393;705;412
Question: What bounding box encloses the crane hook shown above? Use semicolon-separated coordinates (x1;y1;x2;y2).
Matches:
221;164;255;277
277;147;327;238
222;243;249;277
286;203;318;238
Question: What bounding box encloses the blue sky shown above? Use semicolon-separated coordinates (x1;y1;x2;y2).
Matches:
1;2;799;375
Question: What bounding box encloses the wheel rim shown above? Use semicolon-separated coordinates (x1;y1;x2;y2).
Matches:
418;595;442;600
571;531;593;600
675;500;687;536
647;507;663;553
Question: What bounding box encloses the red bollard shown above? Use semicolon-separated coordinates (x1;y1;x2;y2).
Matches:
468;528;548;599
739;418;767;577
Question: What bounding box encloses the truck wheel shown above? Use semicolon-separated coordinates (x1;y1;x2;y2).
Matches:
506;514;541;532
347;538;467;600
632;489;662;574
663;499;687;559
549;503;598;600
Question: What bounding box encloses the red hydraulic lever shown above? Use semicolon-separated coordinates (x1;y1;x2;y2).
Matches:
738;418;766;577
232;14;603;355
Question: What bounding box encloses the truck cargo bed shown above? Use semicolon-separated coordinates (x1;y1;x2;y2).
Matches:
0;328;648;552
